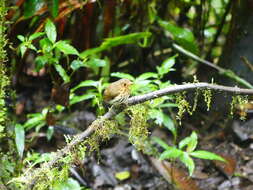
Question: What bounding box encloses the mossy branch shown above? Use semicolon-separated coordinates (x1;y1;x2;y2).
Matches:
25;82;253;185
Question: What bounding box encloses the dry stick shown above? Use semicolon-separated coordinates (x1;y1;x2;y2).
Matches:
27;82;253;183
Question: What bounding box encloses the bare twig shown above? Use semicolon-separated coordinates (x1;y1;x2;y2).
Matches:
24;82;253;185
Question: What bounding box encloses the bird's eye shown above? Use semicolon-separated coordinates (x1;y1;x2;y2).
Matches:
124;83;127;86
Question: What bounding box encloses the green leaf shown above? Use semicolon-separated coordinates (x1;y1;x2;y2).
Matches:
20;43;27;57
179;152;195;176
54;64;70;83
15;124;25;158
152;136;172;150
136;72;158;80
160;148;183;160
71;80;99;92
85;58;107;68
163;114;177;138
50;0;59;18
45;19;57;43
190;150;226;162
179;131;198;152
158;103;178;108
70;94;95;105
46;126;54;141
17;35;25;42
70;60;84;71
28;32;44;41
158;20;198;54
156;55;177;77
149;109;164;126
24;113;45;130
24;0;39;18
115;171;131;181
39;38;53;53
111;72;135;81
55;41;79;55
80;32;152;58
35;55;48;71
53;178;81;190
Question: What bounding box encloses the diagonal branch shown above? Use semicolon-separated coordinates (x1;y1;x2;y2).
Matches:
25;82;253;185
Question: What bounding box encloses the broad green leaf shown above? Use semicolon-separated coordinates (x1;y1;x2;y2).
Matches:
179;152;195;176
149;109;164;126
152;136;172;150
53;178;81;190
158;20;198;54
115;171;131;181
35;55;48;71
28;32;44;41
85;58;107;68
157;55;177;77
20;43;27;57
24;0;40;18
190;151;226;162
80;32;152;58
70;60;84;71
24;114;45;130
136;72;158;80
71;80;99;92
179;131;198;152
55;41;79;55
15;124;25;158
45;19;57;43
39;38;53;53
160;148;183;160
163;114;177;138
54;64;70;83
70;94;95;105
17;35;25;42
111;72;135;81
27;44;37;51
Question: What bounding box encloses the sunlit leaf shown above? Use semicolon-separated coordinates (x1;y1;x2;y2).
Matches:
85;58;107;68
17;35;25;42
136;72;158;80
71;80;99;92
179;152;195;176
111;72;135;81
190;151;226;161
70;94;95;105
55;41;79;55
45;19;57;43
24;113;45;130
53;178;81;190
163;114;177;138
70;60;84;71
152;136;172;150
156;55;177;77
179;131;198;152
46;126;54;141
28;32;44;41
15;124;25;158
54;64;70;83
160;148;183;160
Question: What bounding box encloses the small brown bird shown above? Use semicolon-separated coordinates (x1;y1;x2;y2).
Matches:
103;79;133;105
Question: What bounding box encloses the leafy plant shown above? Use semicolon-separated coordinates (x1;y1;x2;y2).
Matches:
153;131;225;176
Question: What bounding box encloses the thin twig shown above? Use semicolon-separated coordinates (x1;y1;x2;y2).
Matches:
172;43;253;89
